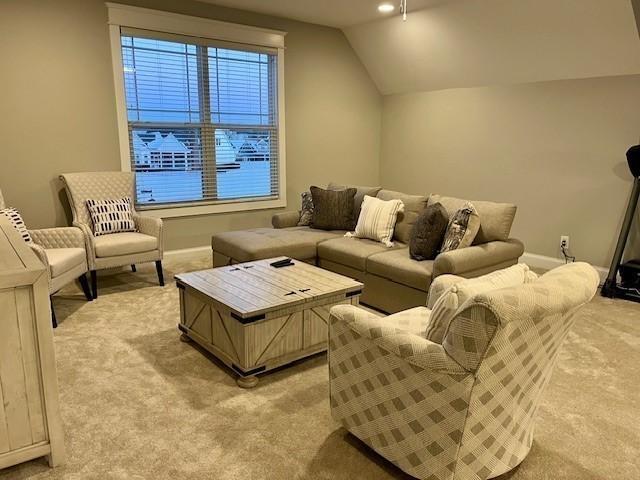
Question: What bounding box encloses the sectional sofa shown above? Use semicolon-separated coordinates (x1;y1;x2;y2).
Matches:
211;186;524;313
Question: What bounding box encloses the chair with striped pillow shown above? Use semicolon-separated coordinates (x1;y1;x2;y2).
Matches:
0;188;92;327
59;172;164;299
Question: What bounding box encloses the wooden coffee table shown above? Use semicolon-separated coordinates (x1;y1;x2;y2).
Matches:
175;257;363;388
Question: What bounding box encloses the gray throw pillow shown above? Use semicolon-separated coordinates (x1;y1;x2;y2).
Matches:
298;191;314;226
327;183;382;229
409;202;448;261
310;186;356;231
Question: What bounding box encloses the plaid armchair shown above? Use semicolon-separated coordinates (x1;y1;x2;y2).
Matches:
59;172;164;298
329;262;599;480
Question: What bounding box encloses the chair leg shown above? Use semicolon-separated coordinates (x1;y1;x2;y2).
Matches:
90;270;98;299
79;274;93;302
50;297;57;329
155;260;165;287
131;264;136;272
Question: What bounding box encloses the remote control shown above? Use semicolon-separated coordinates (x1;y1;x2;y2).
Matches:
270;258;294;268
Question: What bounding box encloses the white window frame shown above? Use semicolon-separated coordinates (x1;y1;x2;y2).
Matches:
106;3;287;218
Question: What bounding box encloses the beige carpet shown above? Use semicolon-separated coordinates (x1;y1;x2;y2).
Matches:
1;255;639;480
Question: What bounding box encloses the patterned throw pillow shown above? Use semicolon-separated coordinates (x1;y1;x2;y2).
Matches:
297;191;314;226
346;195;404;247
440;202;480;253
86;197;136;236
425;264;538;343
310;186;357;231
0;207;32;243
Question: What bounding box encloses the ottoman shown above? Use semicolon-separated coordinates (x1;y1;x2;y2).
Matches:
211;227;344;266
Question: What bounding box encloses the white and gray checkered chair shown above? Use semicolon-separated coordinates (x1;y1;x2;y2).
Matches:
59;172;164;299
0;188;92;327
328;262;599;480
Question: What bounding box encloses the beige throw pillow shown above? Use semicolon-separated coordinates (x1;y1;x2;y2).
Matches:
425;264;538;343
346;195;404;247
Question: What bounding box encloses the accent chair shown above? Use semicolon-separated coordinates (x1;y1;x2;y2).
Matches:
0;188;92;327
328;261;599;480
59;172;164;298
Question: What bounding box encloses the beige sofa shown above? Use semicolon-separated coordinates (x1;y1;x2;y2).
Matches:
212;188;524;313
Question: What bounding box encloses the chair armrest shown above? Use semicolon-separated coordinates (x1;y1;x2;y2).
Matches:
433;238;524;277
272;211;301;229
29;226;85;249
28;243;49;269
28;243;52;292
329;305;468;375
133;214;164;254
426;274;465;309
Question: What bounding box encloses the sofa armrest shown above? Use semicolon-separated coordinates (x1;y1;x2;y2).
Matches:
272;211;301;229
133;214;164;254
29;226;85;250
329;305;468;375
433;238;524;277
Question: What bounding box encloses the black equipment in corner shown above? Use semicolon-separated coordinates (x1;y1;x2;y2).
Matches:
602;145;640;302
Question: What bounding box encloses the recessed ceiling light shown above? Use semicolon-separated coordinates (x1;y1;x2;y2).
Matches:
378;3;395;13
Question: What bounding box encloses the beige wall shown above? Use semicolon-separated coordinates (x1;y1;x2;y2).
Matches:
0;0;381;250
380;75;640;267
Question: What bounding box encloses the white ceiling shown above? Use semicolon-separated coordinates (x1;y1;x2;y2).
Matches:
197;0;448;28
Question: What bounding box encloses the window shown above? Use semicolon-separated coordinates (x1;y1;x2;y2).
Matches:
107;5;286;216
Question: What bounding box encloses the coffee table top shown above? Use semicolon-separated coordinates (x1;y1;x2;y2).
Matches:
175;257;363;319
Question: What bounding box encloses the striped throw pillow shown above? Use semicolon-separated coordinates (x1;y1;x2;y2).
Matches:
86;197;136;236
0;207;32;243
346;195;404;247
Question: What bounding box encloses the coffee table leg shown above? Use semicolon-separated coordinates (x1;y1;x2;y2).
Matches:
236;375;259;388
179;333;192;343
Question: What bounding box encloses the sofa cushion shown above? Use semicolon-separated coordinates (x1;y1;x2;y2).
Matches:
310;186;356;231
318;236;402;271
376;190;428;244
428;194;516;244
212;227;343;262
366;248;434;292
46;248;86;277
385;306;432;337
94;232;158;258
328;183;383;228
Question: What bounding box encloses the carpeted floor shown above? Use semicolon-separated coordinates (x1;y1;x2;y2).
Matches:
1;255;638;480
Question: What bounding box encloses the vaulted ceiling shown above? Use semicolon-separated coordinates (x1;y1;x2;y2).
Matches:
198;0;449;28
344;0;640;95
201;0;640;96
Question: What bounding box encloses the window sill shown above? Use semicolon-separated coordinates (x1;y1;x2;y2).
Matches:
137;198;287;219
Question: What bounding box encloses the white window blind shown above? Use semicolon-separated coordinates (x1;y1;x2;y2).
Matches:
119;28;280;209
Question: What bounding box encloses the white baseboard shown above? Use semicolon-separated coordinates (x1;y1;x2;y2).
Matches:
164;245;210;261
520;252;608;283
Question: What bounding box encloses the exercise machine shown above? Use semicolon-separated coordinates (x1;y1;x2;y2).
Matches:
602;145;640;302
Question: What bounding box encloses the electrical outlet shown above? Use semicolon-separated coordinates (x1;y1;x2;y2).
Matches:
560;235;570;250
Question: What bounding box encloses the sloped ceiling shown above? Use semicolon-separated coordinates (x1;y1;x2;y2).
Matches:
344;0;640;95
198;0;448;28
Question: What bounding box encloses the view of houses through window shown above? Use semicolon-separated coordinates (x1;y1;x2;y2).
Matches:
121;33;279;207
